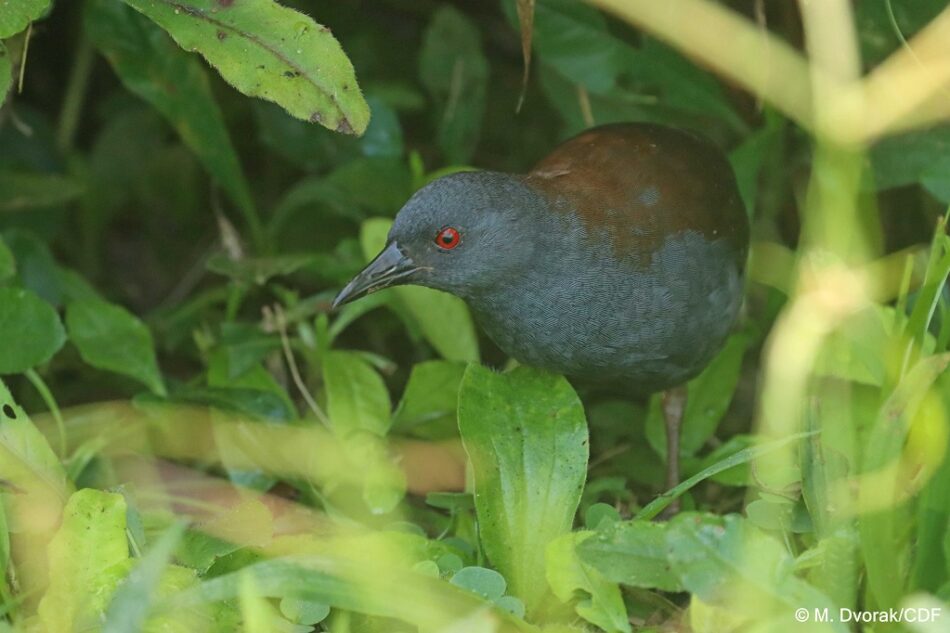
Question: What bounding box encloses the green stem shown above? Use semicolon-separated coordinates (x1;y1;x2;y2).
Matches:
56;36;95;154
24;369;67;459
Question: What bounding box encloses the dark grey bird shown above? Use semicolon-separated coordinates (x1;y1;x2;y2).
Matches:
334;123;749;494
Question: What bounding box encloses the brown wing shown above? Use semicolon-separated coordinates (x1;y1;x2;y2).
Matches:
524;123;748;269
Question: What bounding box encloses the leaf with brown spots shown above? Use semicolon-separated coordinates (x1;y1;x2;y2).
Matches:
119;0;369;135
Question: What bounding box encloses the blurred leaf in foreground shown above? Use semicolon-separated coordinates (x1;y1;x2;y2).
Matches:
37;489;132;632
121;0;370;135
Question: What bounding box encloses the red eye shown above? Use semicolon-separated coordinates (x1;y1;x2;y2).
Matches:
435;227;461;250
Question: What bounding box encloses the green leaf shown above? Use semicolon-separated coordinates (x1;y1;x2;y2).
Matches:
625;39;746;133
0;234;14;282
66;299;166;395
0;42;11;108
577;521;683;592
855;0;947;68
120;0;369;135
2;229;64;306
102;523;186;633
871;124;950;203
0;377;70;533
172;555;533;632
449;566;507;602
360;218;479;362
37;489;133;632
322;350;391;437
175;528;242;574
503;0;625;94
86;0;261;240
206;253;318;285
647;332;749;458
419;7;488;164
667;513;844;630
0;287;65;374
0;170;85;212
0;0;50;38
458;364;588;615
392;360;467;438
635;431;816;520
547;532;630;633
279;597;330;626
322;350;402;513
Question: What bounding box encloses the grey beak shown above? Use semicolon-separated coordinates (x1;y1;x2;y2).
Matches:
332;241;419;309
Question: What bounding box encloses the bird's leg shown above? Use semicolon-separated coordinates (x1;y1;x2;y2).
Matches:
661;385;688;515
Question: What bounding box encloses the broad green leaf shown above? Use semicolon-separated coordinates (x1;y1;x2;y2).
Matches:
102;523;186;633
0;287;65;374
855;0;948;68
0;0;50;38
360;218;479;362
0;170;85;212
120;0;369;135
2;229;64;306
0;377;70;533
624;39;746;133
175;528;242;574
37;489;133;632
729;111;785;216
419;7;488;164
0;42;11;108
392;360;467;438
66;299;166;395
449;566;506;602
0;234;13;281
871;124;950;203
667;513;844;631
279;597;330;626
577;520;682;592
547;532;631;633
322;350;402;513
85;0;260;238
322;350;390;437
647;332;749;458
458;364;588;615
503;0;625;94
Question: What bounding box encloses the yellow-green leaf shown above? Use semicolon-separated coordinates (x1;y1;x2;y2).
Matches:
120;0;369;135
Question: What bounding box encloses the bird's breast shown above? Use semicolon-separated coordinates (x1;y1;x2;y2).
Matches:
468;230;743;391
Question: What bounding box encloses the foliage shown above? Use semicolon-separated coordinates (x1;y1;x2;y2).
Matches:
0;1;949;632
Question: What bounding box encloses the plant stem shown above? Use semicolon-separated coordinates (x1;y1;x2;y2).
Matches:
57;35;95;153
24;369;67;458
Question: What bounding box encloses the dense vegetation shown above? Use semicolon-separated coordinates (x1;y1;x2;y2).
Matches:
1;0;949;631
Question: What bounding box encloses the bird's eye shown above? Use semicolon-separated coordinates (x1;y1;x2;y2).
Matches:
435;227;461;250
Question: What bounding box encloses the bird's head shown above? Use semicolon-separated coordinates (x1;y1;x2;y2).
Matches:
333;171;546;307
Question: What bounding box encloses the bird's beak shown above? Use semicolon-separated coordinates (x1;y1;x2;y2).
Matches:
332;241;420;309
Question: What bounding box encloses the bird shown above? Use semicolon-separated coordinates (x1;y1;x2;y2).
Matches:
333;122;749;499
